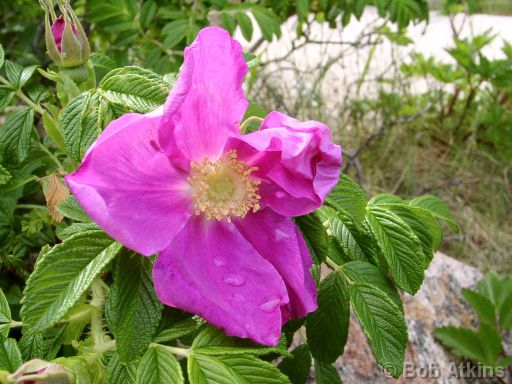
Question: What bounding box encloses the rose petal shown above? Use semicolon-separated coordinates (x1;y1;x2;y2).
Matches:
153;216;289;346
229;111;342;216
66;111;192;256
234;208;317;323
159;27;248;163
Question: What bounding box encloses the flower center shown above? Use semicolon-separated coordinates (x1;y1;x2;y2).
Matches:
188;150;261;222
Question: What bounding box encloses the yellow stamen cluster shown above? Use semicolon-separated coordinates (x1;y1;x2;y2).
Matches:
188;150;261;222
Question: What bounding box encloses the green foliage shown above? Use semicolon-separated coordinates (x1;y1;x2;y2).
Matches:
436;271;512;371
0;1;453;382
21;231;121;330
106;251;162;363
136;345;183;384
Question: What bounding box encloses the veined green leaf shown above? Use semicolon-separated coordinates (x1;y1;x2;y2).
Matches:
217;355;291;384
61;91;114;161
278;344;311;384
99;66;172;113
0;289;10;323
90;53;116;82
409;195;458;232
341;261;402;311
349;282;407;379
0;335;22;372
326;173;367;225
306;271;349;364
21;231;122;330
329;212;366;262
107;351;137;384
0;107;34;163
314;360;342;384
251;6;281;41
192;326;289;357
106;250;162;363
57;196;91;223
18;329;44;360
0;44;4;69
295;212;328;263
0;88;14;113
153;316;206;343
366;205;425;294
136;345;183;384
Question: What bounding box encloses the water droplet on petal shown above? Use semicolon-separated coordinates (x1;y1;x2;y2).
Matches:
213;258;226;267
260;298;281;313
223;274;246;287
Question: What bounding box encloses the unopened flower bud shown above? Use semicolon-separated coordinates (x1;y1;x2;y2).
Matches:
43;1;90;69
7;359;72;384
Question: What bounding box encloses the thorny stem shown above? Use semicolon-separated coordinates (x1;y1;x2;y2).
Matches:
90;278;108;347
0;75;45;115
149;343;192;357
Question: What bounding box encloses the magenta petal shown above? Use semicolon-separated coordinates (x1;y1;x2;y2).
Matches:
153;217;289;346
158;27;248;162
231;111;342;216
51;15;77;53
65;111;192;256
234;209;317;323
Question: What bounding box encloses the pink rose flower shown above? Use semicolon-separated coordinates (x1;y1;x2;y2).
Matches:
66;27;342;346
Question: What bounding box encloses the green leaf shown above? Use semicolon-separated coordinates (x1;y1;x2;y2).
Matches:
57;222;100;241
90;53;117;82
278;344;311;384
107;351;137;384
477;273;512;312
251;6;281;41
349;282;407;379
366;205;425;294
217;355;291;384
306;271;349;364
21;231;122;330
341;261;402;310
61;91;113;161
189;353;291;384
0;44;4;69
435;324;502;366
326;173;366;224
384;205;434;265
162;19;188;48
18;329;44;360
140;1;158;28
0;107;34;163
192;326;288;357
106;250;162;363
500;292;512;330
4;61;22;88
99;66;172;113
236;12;254;41
314;360;342;384
295;212;327;263
57;196;91;222
329;213;366;262
0;335;22;372
409;195;458;232
296;0;310;21
0;289;10;323
136;345;184;384
153;316;205;343
0;88;14;113
461;288;496;327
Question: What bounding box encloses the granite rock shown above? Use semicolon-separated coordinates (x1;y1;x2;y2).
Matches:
310;253;510;383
